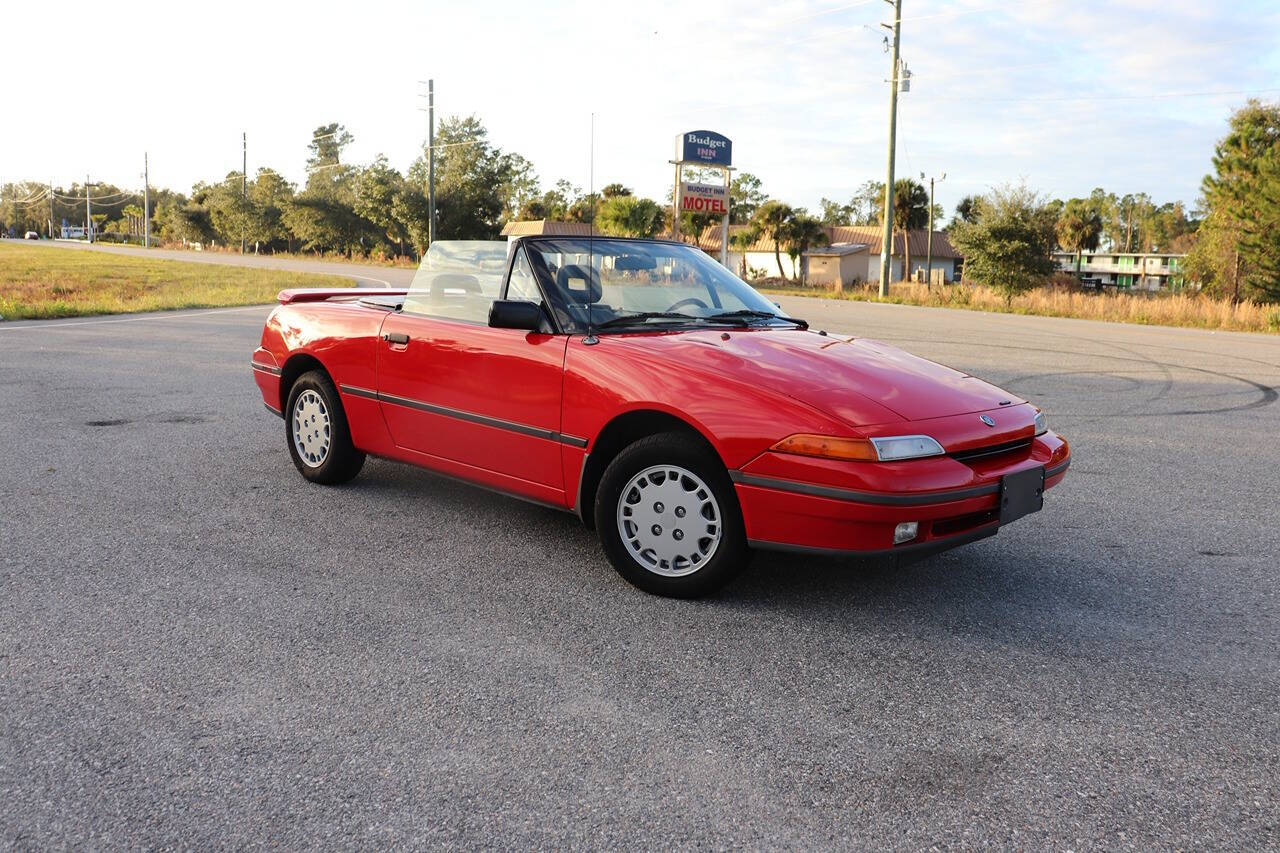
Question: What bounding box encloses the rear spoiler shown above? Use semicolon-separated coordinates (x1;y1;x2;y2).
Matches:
276;288;409;305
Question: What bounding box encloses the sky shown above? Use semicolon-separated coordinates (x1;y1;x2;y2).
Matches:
4;0;1279;221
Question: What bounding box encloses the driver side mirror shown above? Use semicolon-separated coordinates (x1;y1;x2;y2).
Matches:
489;299;545;331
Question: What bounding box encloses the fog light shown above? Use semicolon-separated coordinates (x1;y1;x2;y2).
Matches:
894;522;919;544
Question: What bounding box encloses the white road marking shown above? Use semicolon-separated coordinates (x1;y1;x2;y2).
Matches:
0;305;272;331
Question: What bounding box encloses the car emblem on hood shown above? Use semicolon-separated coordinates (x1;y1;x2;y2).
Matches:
980;415;996;427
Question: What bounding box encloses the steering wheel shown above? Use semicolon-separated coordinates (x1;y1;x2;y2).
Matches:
666;297;710;313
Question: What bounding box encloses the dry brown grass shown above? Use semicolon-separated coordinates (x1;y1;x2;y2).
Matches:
0;242;350;320
760;280;1280;335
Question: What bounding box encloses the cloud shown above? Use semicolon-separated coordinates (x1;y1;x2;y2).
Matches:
2;0;1277;219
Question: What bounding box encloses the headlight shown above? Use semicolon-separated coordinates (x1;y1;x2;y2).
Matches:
868;435;945;461
771;434;944;462
1034;410;1048;436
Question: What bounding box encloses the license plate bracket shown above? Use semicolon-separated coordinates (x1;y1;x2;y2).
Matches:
1000;465;1045;524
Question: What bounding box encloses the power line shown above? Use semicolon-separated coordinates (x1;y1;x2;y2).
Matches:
898;0;1062;23
7;188;49;204
897;31;1275;86
784;19;882;46
788;0;1062;46
914;85;1280;104
305;162;352;174
777;0;881;25
52;190;134;202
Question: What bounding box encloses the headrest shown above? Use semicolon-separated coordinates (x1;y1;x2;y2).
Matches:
429;272;482;295
555;264;602;304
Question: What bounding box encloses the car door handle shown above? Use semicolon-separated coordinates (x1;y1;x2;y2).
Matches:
382;332;410;345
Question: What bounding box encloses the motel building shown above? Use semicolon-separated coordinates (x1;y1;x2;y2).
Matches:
697;224;964;290
498;220;964;291
1052;251;1188;291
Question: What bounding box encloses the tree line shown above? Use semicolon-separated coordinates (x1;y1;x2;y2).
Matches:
945;100;1279;304
1;118;542;259
3;101;1277;302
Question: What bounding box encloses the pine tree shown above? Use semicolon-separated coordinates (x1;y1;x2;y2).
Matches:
1196;100;1280;302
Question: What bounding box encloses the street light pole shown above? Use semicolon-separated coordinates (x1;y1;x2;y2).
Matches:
241;132;247;254
877;0;903;297
144;152;151;249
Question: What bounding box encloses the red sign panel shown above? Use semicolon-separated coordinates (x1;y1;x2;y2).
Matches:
679;182;729;216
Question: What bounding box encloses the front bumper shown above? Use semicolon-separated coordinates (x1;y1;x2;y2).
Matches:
732;432;1069;558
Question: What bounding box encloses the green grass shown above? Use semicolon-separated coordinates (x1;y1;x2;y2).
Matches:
0;242;352;320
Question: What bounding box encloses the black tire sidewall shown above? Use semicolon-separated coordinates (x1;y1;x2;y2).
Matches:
594;432;749;598
284;370;364;484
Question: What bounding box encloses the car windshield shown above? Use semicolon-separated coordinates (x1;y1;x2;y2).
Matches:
522;237;790;333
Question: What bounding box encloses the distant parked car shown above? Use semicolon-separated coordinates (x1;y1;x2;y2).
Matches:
24;231;39;240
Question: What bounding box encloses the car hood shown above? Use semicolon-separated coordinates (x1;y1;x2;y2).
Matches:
613;328;1022;426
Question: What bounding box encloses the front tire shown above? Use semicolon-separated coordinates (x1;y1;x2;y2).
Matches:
594;432;750;597
285;370;365;485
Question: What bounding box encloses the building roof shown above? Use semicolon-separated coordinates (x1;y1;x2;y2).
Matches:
500;219;596;237
696;223;962;259
805;242;869;257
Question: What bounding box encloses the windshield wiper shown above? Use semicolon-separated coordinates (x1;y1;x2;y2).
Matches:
594;312;750;329
707;309;808;329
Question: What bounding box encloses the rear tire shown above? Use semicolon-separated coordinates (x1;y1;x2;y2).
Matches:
594;431;750;597
285;370;365;485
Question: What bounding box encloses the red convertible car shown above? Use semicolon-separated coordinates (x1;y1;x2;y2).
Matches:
252;238;1069;597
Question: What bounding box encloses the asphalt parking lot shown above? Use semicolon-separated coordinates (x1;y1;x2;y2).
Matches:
2;297;1277;848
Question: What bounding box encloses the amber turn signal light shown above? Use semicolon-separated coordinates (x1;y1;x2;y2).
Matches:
771;434;879;462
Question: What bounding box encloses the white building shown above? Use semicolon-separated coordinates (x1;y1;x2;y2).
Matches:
1052;251;1187;291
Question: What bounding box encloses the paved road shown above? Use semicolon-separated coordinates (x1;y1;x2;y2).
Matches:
1;297;1277;848
12;238;414;288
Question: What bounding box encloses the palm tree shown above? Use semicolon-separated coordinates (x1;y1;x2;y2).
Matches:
786;214;829;285
596;196;663;238
121;204;145;237
743;201;795;279
891;179;930;281
1056;200;1103;277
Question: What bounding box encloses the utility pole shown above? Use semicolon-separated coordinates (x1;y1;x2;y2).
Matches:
922;171;944;289
877;0;903;297
143;153;151;249
49;179;54;238
428;80;436;247
671;161;681;241
85;174;93;243
241;132;247;254
720;166;731;267
416;80;438;251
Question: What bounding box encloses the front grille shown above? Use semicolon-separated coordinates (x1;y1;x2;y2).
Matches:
949;437;1032;462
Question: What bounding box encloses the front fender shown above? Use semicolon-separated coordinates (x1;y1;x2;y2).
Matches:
561;335;849;469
